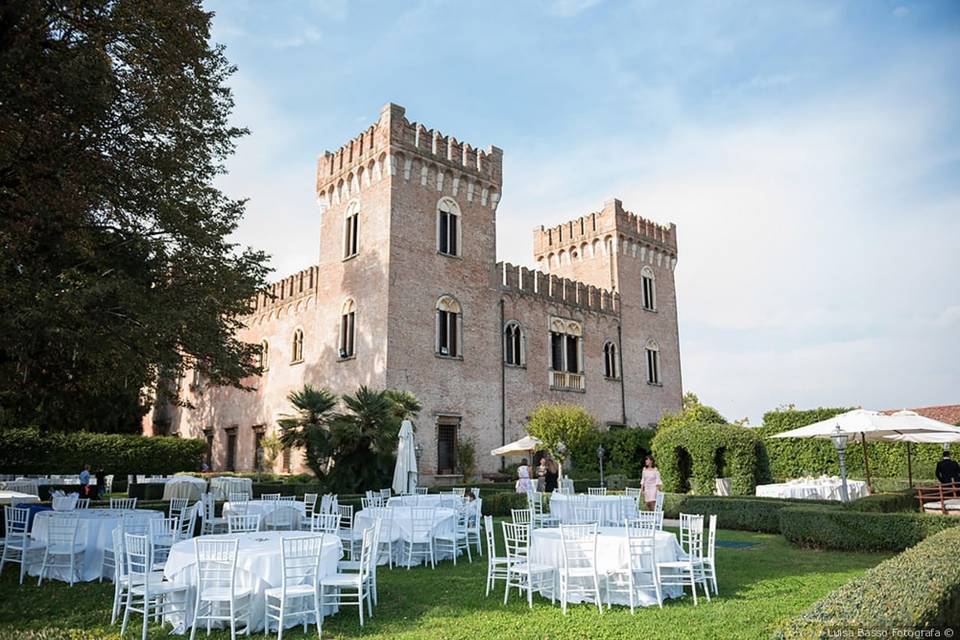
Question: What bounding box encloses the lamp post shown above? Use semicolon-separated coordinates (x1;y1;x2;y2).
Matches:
830;425;850;503
597;444;606;488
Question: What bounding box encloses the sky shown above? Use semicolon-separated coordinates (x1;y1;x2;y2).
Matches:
205;0;960;424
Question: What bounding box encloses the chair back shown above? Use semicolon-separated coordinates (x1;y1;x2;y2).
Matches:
110;497;137;510
560;523;598;574
201;493;216;521
48;514;80;546
112;527;128;582
624;487;642;498
4;506;29;541
169;497;189;520
194;538;239;596
510;508;532;527
124;533;153;588
630;510;659;534
571;507;601;525
654;491;665;513
416;487;429;495
360;497;381;510
358;525;376;581
451;488;466;497
5;480;39;496
150;515;179;541
228;492;249;507
278;495;296;501
501;521;531;562
379;488;392;500
587;487;607;496
706;514;717;561
679;513;705;560
410;507;435;540
178;504;198;540
76;498;90;509
260;493;280;501
470;487;481;498
310;513;340;533
227;513;261;533
336;504;354;533
483;515;497;557
624;520;656;575
303;493;319;519
280;535;323;589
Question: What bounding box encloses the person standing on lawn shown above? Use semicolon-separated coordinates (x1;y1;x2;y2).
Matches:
515;458;534;494
79;463;92;498
641;455;662;511
936;450;960;493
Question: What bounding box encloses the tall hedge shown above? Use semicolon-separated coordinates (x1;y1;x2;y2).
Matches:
652;422;768;495
758;408;945;481
0;428;205;475
568;427;654;479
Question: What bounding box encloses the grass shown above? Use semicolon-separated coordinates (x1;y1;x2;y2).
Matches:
0;527;888;640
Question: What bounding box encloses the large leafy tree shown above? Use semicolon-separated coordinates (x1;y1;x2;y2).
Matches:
526;403;598;480
0;1;269;431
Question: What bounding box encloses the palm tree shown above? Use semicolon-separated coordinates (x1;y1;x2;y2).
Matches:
385;389;423;424
277;385;337;479
328;386;400;492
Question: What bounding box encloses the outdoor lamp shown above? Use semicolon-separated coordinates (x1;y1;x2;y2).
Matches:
597;444;606;487
414;443;423;460
830;425;850;502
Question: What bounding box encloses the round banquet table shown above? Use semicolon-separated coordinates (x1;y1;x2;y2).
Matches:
529;527;684;607
386;494;462;508
355;506;457;566
209;477;253;501
222;499;306;525
548;494;638;525
755;479;869;501
163;531;342;634
0;491;40;506
162;476;207;501
29;508;163;582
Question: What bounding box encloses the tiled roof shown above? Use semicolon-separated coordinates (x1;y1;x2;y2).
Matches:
882;405;960;426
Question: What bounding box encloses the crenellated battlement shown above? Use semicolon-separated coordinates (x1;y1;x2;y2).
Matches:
496;262;620;316
531;198;678;273
316;103;503;212
247;265;320;316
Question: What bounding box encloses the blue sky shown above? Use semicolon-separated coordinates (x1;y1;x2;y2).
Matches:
206;0;960;423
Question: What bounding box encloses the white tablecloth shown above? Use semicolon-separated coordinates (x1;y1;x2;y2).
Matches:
29;508;163;582
355;506;457;566
222;500;306;524
0;491;41;506
755;479;869;501
163;531;342;634
162;476;207;501
386;494;462;508
549;494;638;524
529;527;684;606
209;477;253;501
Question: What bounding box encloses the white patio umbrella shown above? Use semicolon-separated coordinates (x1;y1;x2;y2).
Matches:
771;408;960;492
878;411;960;486
491;435;542;457
392;419;418;496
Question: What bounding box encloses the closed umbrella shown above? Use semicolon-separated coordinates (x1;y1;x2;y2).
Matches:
392;420;418;496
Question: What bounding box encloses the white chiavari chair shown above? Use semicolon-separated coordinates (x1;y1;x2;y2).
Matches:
200;493;228;535
657;513;709;605
264;505;301;532
320;526;375;626
558;523;602;614
264;535;324;639
37;513;83;586
110;497;137;510
121;533;187;640
310;513;339;534
502;521;554;608
227;514;261;534
190;538;252;640
434;503;471;565
483;515;510;597
587;487;607;496
605;518;662;612
402;507;435;569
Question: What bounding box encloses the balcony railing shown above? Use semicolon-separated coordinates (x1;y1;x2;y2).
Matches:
549;370;585;392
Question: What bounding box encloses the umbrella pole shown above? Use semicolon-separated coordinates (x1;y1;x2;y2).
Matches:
861;435;873;494
906;442;913;488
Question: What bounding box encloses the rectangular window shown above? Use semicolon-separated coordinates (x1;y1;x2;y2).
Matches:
448;214;458;255
646;349;661;384
225;428;238;472
550;332;564;372
344;213;359;258
642;276;655;310
437;418;459;475
437;310;458;357
439;212;449;254
340;312;355;357
565;335;579;373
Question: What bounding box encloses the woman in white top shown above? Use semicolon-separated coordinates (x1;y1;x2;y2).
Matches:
515;458;534;494
641;455;662;510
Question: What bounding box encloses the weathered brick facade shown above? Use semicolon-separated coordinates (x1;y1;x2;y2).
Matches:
144;103;683;482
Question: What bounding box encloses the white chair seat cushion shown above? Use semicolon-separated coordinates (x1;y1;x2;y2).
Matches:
338;560;361;571
657;560;696;569
200;586;253;601
118;571;165;586
401;533;431;543
319;573;363;587
130;578;185;595
511;562;554;574
12;539;47;551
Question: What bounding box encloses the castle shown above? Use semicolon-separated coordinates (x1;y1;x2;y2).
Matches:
144;103;683;482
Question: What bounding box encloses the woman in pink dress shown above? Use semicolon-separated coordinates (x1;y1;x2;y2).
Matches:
641;455;662;510
515;458;534;494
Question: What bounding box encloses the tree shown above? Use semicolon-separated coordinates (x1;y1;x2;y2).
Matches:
256;432;285;479
526;403;598;479
277;386;337;480
657;392;727;431
384;389;423;425
0;1;269;432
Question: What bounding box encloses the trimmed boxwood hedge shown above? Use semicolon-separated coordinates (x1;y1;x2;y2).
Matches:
846;489;917;513
0;428;205;476
776;526;960;637
481;492;528;517
652;422;768;495
663;494;842;533
779;506;960;552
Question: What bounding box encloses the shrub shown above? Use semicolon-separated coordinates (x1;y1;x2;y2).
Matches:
652;422;767;495
779;507;960;552
0;428;205;476
481;491;528;517
776;526;960;637
526;403;597;476
568;427;655;479
758;407;945;481
663;495;841;533
846;489;917;513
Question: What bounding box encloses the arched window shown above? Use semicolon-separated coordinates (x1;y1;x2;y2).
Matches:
641;266;656;311
603;341;619;379
291;328;304;364
259;340;270;371
343;201;359;259
549;318;582;374
437;198;461;256
436;295;462;357
339;299;356;359
504;321;524;366
645;339;661;385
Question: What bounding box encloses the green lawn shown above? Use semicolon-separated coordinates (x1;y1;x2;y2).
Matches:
0;528;887;640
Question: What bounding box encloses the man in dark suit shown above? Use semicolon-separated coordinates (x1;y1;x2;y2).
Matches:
935;451;960;492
